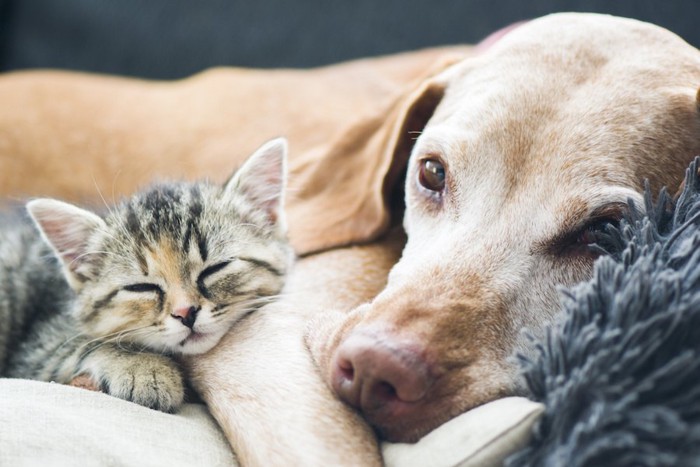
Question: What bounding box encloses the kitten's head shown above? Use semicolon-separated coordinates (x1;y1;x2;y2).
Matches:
28;138;293;355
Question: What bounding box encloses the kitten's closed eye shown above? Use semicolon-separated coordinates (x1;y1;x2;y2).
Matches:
123;283;163;294
199;261;231;280
197;261;232;299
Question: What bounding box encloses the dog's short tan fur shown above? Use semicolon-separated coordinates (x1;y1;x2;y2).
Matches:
310;13;700;443
2;11;700;466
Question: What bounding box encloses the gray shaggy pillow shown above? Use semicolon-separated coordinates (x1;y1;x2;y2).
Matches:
507;159;700;467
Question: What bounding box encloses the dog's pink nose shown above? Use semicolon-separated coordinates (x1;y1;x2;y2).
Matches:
331;329;434;415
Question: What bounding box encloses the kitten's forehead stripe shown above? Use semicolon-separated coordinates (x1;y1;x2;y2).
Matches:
141;187;186;239
196;229;208;263
182;221;192;256
125;203;144;240
122;203;148;274
188;184;203;219
188;185;207;262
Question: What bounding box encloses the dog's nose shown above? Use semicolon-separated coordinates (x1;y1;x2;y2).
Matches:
331;329;434;415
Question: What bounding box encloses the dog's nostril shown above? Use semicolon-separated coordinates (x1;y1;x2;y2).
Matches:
337;360;355;381
373;381;398;401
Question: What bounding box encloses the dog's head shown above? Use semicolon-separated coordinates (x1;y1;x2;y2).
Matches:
311;13;700;442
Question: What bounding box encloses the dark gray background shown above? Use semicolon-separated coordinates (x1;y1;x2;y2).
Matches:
0;0;698;79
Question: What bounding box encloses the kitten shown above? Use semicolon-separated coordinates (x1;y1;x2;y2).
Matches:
0;138;293;412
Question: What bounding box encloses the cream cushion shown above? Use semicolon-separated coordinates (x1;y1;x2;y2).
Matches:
0;379;542;466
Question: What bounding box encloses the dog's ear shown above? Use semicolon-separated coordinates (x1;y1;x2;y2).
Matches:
286;53;468;255
380;73;451;220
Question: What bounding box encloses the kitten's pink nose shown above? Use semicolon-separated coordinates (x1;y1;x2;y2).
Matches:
171;306;199;329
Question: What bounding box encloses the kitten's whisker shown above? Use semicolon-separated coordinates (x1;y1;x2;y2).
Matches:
92;174;112;215
210;293;286;317
76;325;154;354
54;331;88;355
69;250;117;267
91;175;127;234
110;169;123;206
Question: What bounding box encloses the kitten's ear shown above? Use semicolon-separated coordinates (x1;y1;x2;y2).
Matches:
27;199;106;287
224;137;288;230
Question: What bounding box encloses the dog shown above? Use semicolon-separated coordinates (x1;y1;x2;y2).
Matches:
303;12;700;444
2;12;700;466
186;13;700;463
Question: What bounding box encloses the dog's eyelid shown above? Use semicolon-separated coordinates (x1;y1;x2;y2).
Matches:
587;202;628;222
417;153;447;167
537;202;628;256
564;202;628;236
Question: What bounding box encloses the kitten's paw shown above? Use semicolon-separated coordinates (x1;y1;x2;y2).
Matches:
94;353;185;412
69;374;101;392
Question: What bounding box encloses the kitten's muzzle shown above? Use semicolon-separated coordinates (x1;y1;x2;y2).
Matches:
172;306;199;329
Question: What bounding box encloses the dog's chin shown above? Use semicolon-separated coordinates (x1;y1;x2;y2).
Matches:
365;384;507;443
368;402;460;443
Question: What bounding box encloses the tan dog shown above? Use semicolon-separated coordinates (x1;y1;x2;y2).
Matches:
2;11;700;466
308;13;700;444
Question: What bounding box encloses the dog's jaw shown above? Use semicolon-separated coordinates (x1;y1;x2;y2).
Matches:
318;12;700;442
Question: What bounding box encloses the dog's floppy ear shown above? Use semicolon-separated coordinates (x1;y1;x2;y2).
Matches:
380;73;451;219
286;53;466;255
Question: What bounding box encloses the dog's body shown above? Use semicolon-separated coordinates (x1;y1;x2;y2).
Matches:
2;12;700;466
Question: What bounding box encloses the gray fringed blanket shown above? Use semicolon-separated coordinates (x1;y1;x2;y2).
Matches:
508;159;700;466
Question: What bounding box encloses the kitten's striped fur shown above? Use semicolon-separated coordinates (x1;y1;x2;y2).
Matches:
0;138;292;412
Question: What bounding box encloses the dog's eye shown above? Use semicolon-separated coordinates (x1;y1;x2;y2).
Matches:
418;159;446;192
574;218;620;255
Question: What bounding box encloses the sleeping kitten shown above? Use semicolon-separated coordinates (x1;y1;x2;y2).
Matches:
0;138;293;412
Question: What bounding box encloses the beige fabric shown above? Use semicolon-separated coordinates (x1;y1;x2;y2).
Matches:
383;397;544;467
0;379;541;466
0;379;236;466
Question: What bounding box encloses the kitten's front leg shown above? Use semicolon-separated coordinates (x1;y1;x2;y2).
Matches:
75;344;185;412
